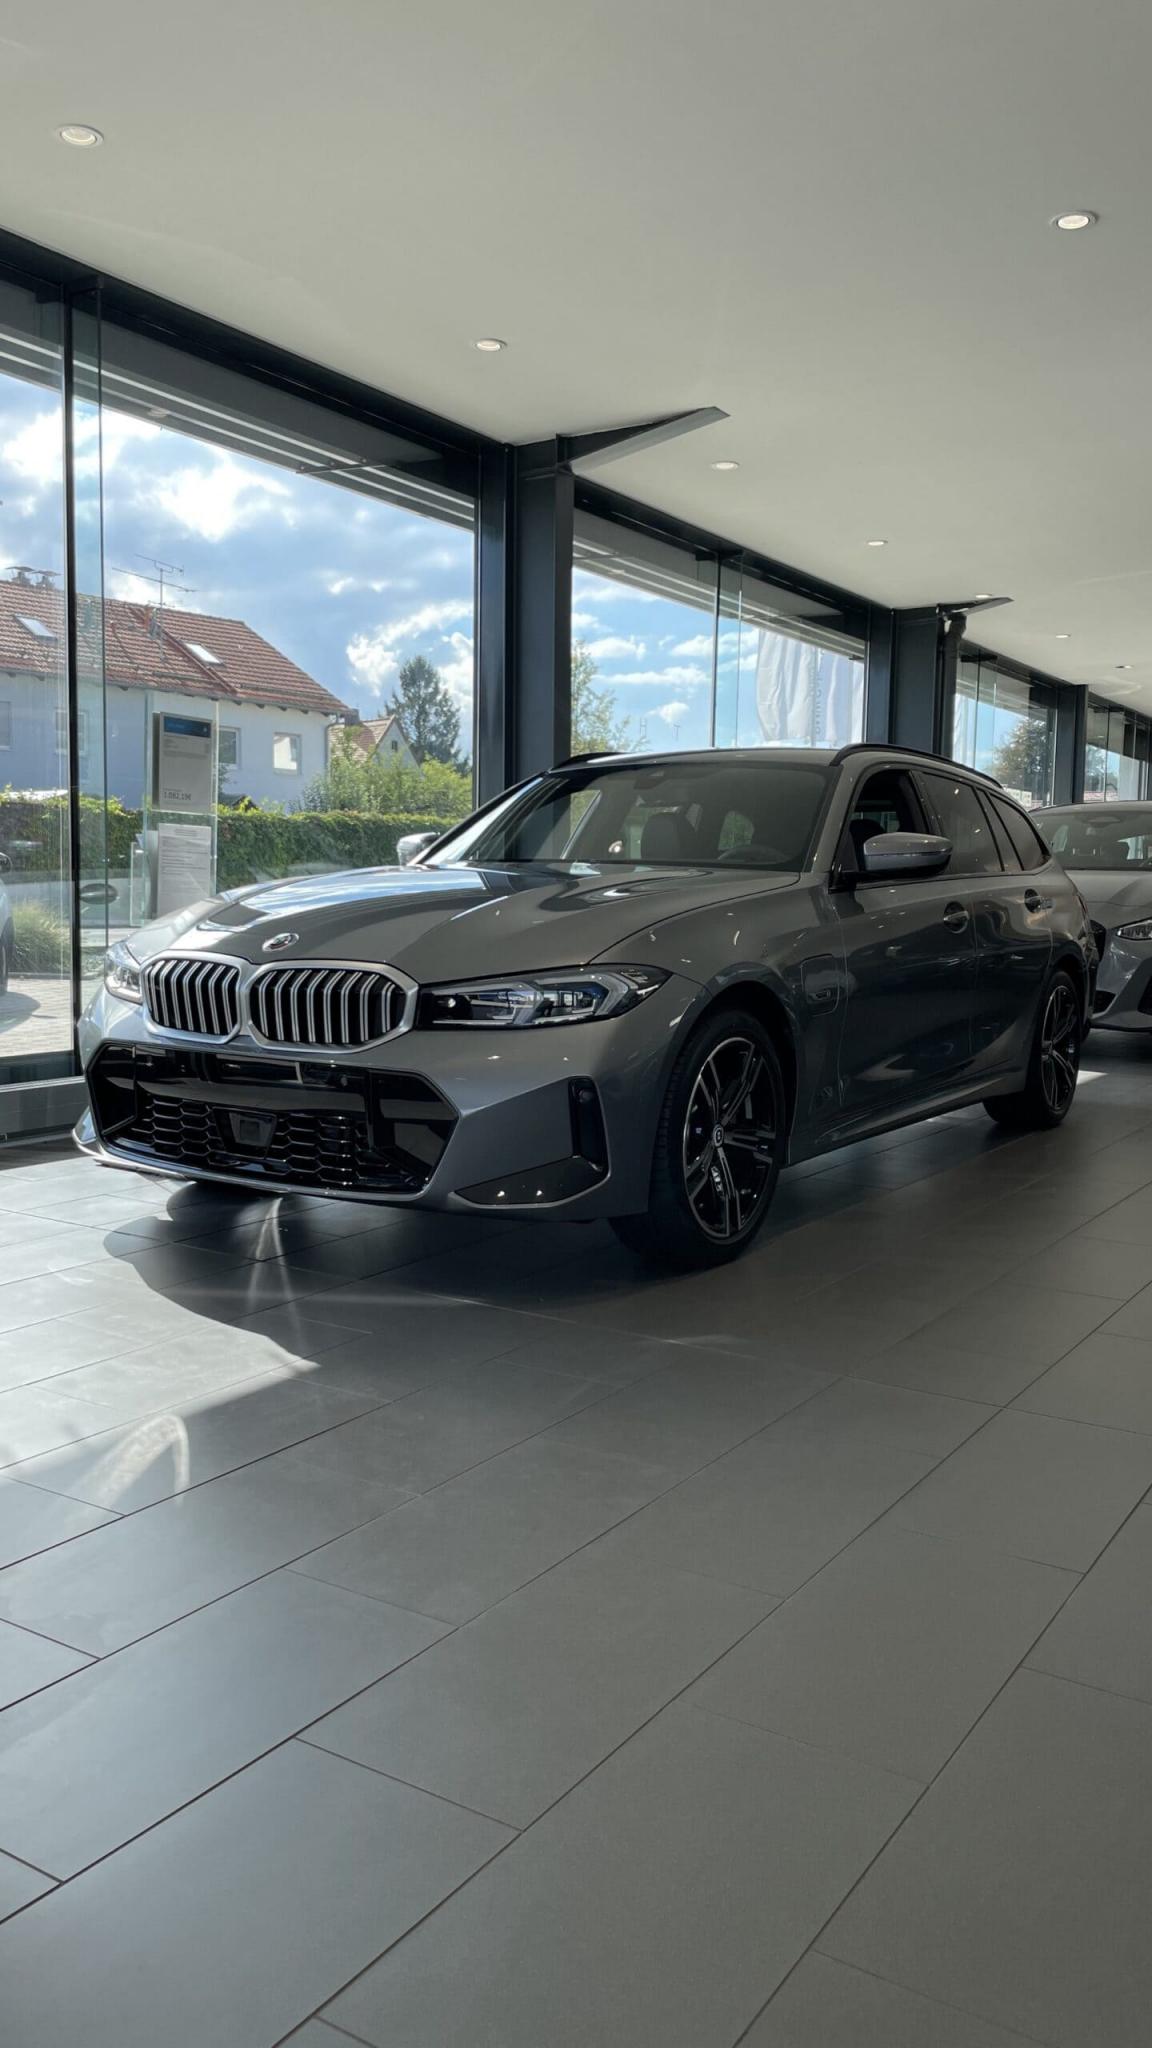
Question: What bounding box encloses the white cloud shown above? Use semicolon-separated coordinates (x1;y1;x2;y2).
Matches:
572;571;658;605
570;610;603;632
671;634;712;658
586;634;646;661
346;635;400;690
365;597;473;650
656;700;691;726
439;631;475;710
3;407;159;490
605;666;709;688
149;455;291;543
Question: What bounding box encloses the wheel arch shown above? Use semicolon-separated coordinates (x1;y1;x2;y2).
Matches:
669;975;801;1145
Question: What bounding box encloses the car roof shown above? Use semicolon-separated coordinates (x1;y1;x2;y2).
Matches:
557;742;1003;786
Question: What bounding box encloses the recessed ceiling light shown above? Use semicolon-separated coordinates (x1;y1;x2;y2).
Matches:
473;337;507;352
1117;663;1133;670
973;593;992;602
1055;632;1071;640
57;124;103;148
866;538;887;548
1052;210;1097;231
710;459;740;472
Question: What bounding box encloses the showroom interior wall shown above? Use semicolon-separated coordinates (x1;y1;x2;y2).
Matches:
0;222;1135;1133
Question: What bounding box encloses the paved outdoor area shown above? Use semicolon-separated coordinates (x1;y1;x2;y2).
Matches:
1;1043;1152;2042
0;977;74;1061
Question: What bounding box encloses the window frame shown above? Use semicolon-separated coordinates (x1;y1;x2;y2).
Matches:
272;730;302;775
218;725;241;770
834;766;930;883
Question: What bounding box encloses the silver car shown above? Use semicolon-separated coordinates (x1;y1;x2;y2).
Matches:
76;746;1094;1266
1036;802;1152;1034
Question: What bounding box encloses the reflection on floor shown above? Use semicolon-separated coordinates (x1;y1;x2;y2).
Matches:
1;1044;1152;2042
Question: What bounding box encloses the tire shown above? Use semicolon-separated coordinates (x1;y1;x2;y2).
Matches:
611;1007;786;1268
984;969;1082;1131
0;924;11;998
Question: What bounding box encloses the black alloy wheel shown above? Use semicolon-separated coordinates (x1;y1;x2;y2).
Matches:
611;1007;786;1267
985;968;1082;1131
681;1035;779;1244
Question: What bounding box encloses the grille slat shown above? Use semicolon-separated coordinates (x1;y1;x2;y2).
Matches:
143;956;240;1038
252;965;397;1050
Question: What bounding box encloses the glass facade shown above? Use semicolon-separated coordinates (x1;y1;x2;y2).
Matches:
1084;696;1149;802
0;271;479;1091
571;506;866;758
952;651;1058;809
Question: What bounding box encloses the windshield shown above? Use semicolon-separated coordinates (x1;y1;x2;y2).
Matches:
427;758;832;872
1039;807;1152;871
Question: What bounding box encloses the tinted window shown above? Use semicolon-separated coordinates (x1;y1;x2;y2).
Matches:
1038;806;1152;871
990;793;1048;871
429;758;831;871
841;769;923;873
922;773;1002;875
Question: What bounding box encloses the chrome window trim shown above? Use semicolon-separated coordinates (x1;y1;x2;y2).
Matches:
140;951;418;1052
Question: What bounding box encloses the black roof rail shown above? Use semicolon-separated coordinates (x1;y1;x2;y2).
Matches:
829;740;1004;790
551;750;620;768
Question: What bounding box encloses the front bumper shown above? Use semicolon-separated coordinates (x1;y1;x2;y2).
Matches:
1089;932;1152;1032
75;973;700;1218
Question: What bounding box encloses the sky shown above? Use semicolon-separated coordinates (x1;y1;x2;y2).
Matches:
0;359;866;771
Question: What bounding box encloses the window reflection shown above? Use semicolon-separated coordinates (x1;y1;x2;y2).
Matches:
953;652;1056;808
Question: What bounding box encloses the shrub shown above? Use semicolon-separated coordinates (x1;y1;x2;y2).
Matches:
215;810;448;888
10;903;68;976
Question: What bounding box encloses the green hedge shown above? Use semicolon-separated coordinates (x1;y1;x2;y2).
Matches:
216;811;446;888
0;794;448;891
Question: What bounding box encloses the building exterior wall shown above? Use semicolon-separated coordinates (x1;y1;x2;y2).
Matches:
0;671;334;808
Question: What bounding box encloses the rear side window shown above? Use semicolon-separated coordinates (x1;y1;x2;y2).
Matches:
989;793;1049;872
920;773;1002;875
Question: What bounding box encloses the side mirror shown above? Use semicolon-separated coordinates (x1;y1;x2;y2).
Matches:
861;831;952;879
0;850;11;873
396;830;439;866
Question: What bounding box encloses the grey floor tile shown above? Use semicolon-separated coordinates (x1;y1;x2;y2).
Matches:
856;1333;1047;1406
1010;1232;1152;1300
0;1452;410;1654
597;1430;934;1597
743;1953;1041;2046
0;1741;509;2048
8;1373;381;1511
493;1318;686;1387
0;1851;53;1924
0;1266;131;1335
233;1302;362;1360
0;1380;131;1468
543;1353;833;1478
1028;1500;1152;1703
0;1568;447;1878
1013;1328;1152;1434
307;1542;773;1825
298;1300;563;1402
908;1280;1121;1371
890;1407;1152;1569
0;1618;91;1710
327;1699;917;2048
0;1477;117;1568
294;1435;679;1623
295;1357;607;1493
1096;1277;1152;1342
688;1522;1073;1780
1078;1190;1152;1243
823;1668;1152;2047
0;1314;146;1396
765;1376;994;1459
279;2027;347;2048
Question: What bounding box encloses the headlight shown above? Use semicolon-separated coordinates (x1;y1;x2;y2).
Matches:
104;940;143;1003
1117;920;1152;941
420;965;667;1028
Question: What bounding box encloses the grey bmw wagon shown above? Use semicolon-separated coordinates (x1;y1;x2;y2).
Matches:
77;745;1094;1265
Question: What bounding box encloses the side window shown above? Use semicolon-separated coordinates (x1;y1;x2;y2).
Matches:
840;769;923;875
922;773;1002;875
977;791;1021;872
990;793;1048;872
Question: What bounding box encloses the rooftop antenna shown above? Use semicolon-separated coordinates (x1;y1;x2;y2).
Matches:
113;556;197;641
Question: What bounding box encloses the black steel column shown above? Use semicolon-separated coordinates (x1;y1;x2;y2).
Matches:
887;608;962;755
864;605;895;743
473;438;575;800
1053;683;1088;803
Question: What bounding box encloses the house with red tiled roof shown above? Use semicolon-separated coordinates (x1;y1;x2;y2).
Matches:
341;711;419;771
0;572;352;806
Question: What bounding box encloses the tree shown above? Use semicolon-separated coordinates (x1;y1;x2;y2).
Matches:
300;730;473;823
387;655;464;767
992;720;1051;802
571;640;631;755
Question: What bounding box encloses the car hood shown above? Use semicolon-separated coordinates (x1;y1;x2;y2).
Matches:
137;862;798;979
1065;870;1152;923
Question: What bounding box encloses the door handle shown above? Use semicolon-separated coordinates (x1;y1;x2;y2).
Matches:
943;903;970;931
1024;888;1051;913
